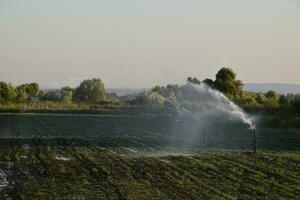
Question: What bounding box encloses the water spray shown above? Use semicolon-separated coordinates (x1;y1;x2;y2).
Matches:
164;82;257;151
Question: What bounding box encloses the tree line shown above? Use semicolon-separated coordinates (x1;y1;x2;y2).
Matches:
0;78;105;103
132;68;300;114
1;68;300;114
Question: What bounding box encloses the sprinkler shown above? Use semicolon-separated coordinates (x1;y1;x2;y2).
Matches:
252;123;256;154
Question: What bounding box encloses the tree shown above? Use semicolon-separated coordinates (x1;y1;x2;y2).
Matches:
265;90;279;108
151;84;181;102
0;81;16;101
202;78;214;88
28;83;39;99
39;89;61;101
135;91;165;105
75;78;105;102
152;86;166;97
265;90;277;99
214;67;243;97
16;83;40;101
291;98;300;114
16;88;28;102
187;77;201;85
256;93;267;105
279;95;289;107
60;87;74;103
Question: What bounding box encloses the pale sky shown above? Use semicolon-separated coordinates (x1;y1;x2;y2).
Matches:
0;0;300;88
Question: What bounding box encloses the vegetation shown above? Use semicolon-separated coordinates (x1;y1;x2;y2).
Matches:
0;68;299;112
0;68;300;129
74;78;105;102
0;68;299;199
0;147;299;199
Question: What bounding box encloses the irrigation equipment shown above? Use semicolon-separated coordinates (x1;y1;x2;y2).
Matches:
253;123;256;154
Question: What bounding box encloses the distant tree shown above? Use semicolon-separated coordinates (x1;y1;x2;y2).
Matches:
202;78;214;88
16;83;40;101
265;90;279;108
214;68;243;97
16;88;28;102
135;91;165;105
279;95;289;107
286;93;295;104
151;84;181;103
291;97;300;114
28;83;39;99
187;77;201;85
255;93;267;105
39;89;61;101
152;86;166;97
60;87;74;103
75;78;105;102
0;81;16;101
236;92;259;108
265;90;278;99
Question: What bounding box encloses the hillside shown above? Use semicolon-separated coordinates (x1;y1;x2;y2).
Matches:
245;83;300;94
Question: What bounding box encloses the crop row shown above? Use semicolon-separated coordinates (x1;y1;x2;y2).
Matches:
0;146;299;199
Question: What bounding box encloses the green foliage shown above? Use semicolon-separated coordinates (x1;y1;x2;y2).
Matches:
265;90;279;108
291;98;300;114
187;77;201;85
0;69;300;116
214;67;243;98
39;89;62;101
279;95;289;107
134;91;165;106
75;78;105;102
16;87;28;102
60;87;74;103
263;115;300;128
265;90;277;99
202;78;214;88
0;81;16;101
235;91;259;108
16;82;40;101
256;93;267;105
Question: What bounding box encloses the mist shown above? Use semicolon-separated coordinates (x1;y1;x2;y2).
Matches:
168;82;254;150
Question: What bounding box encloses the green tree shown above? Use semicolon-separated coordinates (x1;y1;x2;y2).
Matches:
135;91;165;105
16;88;28;102
60;87;74;103
256;93;267;105
16;83;40;101
202;78;214;88
265;90;277;99
291;97;300;114
75;78;105;102
28;83;39;99
187;77;201;85
214;67;243;97
39;89;61;101
265;90;279;108
0;81;16;101
237;92;259;108
279;95;289;107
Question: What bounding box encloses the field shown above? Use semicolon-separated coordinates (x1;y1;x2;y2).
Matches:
0;147;299;199
0;113;300;199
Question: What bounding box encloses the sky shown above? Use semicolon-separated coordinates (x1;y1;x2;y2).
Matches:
0;0;300;88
